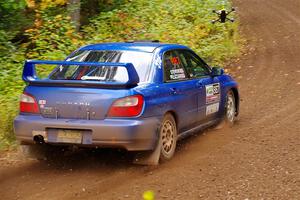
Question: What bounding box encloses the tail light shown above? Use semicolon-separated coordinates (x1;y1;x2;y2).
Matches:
107;95;144;117
20;93;40;114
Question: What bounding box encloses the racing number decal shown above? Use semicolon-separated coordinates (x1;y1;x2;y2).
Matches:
206;83;220;104
205;83;220;115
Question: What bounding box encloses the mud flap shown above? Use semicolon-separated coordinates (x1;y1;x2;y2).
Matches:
133;136;162;165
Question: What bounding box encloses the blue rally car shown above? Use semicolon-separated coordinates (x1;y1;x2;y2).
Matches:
14;41;239;164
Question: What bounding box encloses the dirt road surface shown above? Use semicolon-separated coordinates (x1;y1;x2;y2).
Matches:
1;0;300;199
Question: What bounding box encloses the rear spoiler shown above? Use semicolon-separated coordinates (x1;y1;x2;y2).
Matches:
22;60;140;88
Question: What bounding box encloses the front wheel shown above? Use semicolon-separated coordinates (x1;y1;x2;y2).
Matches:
225;90;236;125
214;90;236;129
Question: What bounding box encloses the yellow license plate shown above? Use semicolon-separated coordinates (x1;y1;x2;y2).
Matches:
57;130;82;144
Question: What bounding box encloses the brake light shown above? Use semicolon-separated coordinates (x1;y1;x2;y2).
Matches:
20;93;40;114
107;95;144;117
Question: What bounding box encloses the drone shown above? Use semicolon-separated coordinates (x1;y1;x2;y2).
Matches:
211;7;235;24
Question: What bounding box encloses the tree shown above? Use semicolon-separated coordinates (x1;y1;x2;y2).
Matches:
68;0;81;32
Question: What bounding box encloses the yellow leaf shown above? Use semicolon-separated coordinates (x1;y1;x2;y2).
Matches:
66;30;74;36
55;0;67;5
143;191;155;200
54;15;64;20
25;0;35;8
72;38;78;43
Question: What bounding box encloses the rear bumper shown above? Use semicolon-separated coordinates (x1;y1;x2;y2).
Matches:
14;115;160;151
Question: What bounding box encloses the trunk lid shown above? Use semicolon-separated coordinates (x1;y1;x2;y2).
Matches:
25;86;130;120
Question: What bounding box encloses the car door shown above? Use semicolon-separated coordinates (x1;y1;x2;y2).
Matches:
178;50;221;123
162;50;199;131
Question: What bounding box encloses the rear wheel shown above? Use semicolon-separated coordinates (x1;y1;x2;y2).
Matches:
159;114;177;162
132;113;177;165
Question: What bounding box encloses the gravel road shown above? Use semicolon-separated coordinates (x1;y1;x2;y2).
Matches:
0;0;300;199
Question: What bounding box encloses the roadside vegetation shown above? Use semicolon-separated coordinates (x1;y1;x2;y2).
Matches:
0;0;240;150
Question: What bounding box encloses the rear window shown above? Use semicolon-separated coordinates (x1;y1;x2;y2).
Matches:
49;50;153;82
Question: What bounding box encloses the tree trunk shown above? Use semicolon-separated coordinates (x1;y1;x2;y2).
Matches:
68;0;81;32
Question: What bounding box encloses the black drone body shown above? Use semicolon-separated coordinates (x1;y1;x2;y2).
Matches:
212;8;235;24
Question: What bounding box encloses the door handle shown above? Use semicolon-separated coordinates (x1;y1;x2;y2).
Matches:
170;87;177;95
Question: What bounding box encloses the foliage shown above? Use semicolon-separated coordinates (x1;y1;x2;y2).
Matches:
0;0;28;35
0;0;81;149
0;0;241;150
83;0;240;65
80;0;130;25
0;0;30;58
0;50;25;150
24;14;82;60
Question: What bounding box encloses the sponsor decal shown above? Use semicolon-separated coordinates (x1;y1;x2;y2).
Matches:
170;68;184;74
206;83;220;104
39;100;46;105
39;100;47;108
170;74;186;79
42;107;54;115
206;103;220;115
56;101;90;106
170;68;186;80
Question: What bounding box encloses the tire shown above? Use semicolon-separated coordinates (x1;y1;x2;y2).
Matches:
214;90;236;129
159;113;177;162
224;90;236;125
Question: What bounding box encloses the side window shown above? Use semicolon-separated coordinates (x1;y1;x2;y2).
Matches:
179;50;210;78
163;50;188;82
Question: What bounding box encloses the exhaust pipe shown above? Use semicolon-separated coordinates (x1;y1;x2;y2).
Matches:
33;135;45;144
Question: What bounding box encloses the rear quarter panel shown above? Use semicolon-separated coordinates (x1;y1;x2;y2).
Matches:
135;83;190;131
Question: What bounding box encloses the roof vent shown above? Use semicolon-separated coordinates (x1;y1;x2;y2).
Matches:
125;40;160;43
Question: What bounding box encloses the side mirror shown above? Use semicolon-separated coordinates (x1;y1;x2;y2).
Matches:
211;66;224;77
